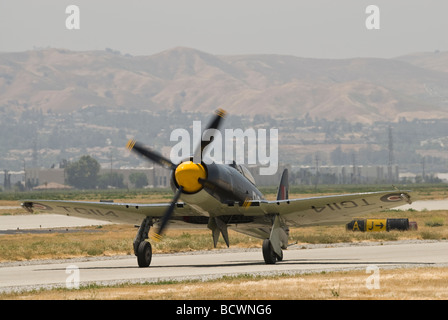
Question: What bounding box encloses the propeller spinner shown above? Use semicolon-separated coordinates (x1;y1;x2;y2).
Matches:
174;161;207;193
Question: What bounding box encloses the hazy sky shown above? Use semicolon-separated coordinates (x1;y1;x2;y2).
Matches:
1;0;447;59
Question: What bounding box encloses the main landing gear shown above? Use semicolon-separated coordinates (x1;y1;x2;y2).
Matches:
262;239;283;264
134;216;153;267
137;241;152;267
134;215;288;267
262;214;287;264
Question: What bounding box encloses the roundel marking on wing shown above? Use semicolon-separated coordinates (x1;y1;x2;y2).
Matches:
380;193;403;202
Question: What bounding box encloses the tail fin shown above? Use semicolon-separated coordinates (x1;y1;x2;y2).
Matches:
276;169;289;200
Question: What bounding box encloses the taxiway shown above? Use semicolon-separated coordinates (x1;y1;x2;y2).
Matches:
1;240;447;293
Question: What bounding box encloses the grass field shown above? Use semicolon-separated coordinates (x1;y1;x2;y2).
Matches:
4;266;448;300
1;184;447;299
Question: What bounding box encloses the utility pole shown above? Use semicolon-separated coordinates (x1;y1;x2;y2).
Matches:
3;169;11;190
314;153;319;190
421;157;426;183
109;151;115;188
23;159;26;190
388;125;395;182
352;152;357;184
32;137;38;169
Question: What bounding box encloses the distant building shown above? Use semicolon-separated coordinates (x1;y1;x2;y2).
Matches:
1;170;24;190
33;182;73;190
24;166;172;189
248;164;291;187
291;165;400;185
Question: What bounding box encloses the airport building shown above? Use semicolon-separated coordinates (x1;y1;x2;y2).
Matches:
0;166;172;190
2;164;444;190
291;165;400;185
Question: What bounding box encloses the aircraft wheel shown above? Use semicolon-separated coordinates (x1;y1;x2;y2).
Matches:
137;241;152;267
262;239;277;264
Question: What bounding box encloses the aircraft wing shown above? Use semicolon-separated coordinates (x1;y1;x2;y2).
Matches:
235;190;414;227
20;199;200;226
20;190;413;229
227;190;414;241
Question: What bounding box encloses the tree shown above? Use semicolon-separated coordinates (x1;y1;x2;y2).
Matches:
98;172;125;189
129;172;149;188
65;155;100;189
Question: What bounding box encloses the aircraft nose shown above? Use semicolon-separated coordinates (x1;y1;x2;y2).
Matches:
174;161;207;193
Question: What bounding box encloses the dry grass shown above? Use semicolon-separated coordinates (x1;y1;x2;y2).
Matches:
4;266;448;300
1;209;447;262
0;225;134;261
0;225;264;262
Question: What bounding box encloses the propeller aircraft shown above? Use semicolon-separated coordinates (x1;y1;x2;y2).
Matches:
21;109;413;267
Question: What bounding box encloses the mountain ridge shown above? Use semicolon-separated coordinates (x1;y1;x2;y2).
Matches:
1;47;447;123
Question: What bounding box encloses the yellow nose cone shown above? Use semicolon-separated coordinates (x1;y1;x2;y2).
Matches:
174;161;206;193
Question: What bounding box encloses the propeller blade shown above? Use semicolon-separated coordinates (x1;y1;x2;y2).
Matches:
151;185;184;241
126;139;176;170
193;108;226;163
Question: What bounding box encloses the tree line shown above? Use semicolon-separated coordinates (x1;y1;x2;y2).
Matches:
65;155;148;189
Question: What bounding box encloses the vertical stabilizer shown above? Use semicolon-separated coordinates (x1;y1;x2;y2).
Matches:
276;169;289;201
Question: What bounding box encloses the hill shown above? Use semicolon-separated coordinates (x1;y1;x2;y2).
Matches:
1;47;448;123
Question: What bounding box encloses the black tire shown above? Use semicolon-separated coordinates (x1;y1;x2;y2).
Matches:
262;239;277;264
137;241;152;267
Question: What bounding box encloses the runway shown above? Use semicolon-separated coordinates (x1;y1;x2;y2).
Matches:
1;240;447;293
0;214;110;235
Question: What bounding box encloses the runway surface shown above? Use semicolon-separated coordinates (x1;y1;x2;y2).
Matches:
1;240;448;293
0;212;111;231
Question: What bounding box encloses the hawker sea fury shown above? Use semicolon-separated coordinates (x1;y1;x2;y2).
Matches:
21;109;413;267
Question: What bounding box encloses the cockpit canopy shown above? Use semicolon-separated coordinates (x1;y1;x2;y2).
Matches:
229;161;256;185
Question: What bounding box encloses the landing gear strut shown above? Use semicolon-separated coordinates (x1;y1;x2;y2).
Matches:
262;239;283;264
262;214;287;264
134;216;153;267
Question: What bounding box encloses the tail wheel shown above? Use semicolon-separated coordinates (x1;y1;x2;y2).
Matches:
262;239;277;264
137;241;152;267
